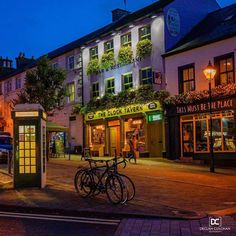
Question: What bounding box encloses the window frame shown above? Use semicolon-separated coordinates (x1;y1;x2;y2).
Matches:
140;67;153;85
104;40;114;53
15;77;22;90
214;52;235;86
122;72;133;91
105;77;115;94
178;63;195;94
121;32;132;47
67;82;75;103
90;46;99;60
139;25;151;41
92;82;99;98
67;56;75;70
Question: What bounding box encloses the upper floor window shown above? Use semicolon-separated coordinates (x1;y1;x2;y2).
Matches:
75;53;83;69
121;33;131;47
106;77;115;94
104;40;114;53
215;53;235;86
67;82;75;102
140;67;153;85
139;25;151;40
92;82;99;98
15;77;22;89
52;62;59;69
90;46;98;60
122;73;133;91
4;80;12;93
68;56;74;70
178;64;195;94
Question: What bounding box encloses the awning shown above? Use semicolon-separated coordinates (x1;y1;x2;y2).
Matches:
46;121;68;132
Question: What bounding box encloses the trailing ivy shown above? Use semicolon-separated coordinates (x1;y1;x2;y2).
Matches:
118;46;133;65
100;51;115;70
73;85;169;114
86;59;100;76
136;39;152;59
164;83;236;105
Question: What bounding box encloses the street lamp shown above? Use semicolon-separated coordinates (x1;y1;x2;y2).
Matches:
203;61;217;173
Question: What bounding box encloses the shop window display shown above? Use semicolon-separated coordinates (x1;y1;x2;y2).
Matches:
91;125;105;145
181;110;235;156
124;118;146;154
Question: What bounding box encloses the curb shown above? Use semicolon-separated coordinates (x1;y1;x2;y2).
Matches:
0;203;206;221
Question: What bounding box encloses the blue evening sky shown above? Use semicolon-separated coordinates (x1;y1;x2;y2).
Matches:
0;0;235;63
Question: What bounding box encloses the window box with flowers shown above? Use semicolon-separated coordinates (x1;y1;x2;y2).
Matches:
136;39;152;60
118;46;133;65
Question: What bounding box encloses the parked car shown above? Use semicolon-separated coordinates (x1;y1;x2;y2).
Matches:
0;135;13;163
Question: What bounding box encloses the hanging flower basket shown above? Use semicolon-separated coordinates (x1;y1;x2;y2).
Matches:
118;46;133;65
136;39;152;59
100;51;115;70
86;59;100;76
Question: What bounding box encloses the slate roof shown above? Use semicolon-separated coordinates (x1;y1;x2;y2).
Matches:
164;3;236;57
0;0;173;81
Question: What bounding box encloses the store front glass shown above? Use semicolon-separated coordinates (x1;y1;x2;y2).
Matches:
89;125;105;156
123;118;146;157
180;110;236;156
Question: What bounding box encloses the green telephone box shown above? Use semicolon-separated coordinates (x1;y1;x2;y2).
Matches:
12;104;47;188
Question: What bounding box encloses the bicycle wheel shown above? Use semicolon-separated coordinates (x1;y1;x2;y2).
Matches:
105;174;123;205
119;174;135;201
74;169;93;198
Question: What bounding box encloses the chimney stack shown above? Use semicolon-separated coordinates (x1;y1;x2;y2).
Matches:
112;8;130;22
15;52;36;69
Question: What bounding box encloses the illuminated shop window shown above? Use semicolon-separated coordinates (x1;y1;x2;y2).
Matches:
140;67;152;85
180;110;235;156
67;82;75;102
92;82;99;98
104;40;114;53
139;25;151;40
18;125;37;174
124;118;146;153
90;46;98;60
122;72;133;91
91;125;105;145
106;77;115;94
121;33;131;47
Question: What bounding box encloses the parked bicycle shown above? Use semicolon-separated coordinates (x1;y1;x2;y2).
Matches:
74;157;135;205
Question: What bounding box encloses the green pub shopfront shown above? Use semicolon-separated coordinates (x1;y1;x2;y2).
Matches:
166;96;236;160
85;101;164;158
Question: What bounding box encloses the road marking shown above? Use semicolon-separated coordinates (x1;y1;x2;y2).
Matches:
0;211;120;226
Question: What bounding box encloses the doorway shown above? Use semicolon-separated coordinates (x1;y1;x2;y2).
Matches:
148;121;163;157
109;126;120;156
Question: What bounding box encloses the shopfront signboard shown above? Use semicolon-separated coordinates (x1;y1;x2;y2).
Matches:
176;98;236;115
85;101;161;121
